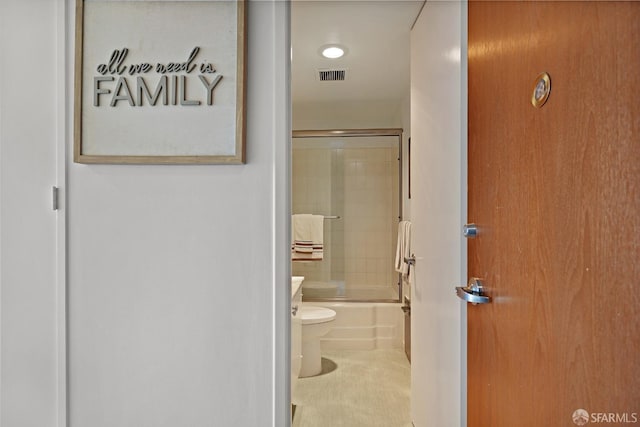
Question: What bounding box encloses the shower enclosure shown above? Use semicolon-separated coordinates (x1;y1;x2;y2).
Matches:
292;129;402;302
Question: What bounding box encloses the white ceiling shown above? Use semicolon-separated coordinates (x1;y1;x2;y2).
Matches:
291;1;424;107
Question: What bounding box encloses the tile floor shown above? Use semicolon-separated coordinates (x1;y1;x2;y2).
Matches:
292;349;413;427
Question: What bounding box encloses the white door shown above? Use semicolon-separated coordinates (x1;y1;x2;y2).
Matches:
410;2;466;426
0;1;63;425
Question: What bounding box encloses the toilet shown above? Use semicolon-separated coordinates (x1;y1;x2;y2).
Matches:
299;305;336;378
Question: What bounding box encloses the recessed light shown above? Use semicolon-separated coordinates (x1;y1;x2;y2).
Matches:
320;45;346;59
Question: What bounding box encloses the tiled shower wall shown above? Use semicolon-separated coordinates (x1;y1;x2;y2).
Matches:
292;138;399;295
292;147;334;283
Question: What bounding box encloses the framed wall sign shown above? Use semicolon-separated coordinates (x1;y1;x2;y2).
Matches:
74;0;246;164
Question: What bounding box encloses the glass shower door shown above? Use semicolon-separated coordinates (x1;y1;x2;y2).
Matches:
292;131;401;302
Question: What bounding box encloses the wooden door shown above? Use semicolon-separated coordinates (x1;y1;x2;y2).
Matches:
467;2;640;426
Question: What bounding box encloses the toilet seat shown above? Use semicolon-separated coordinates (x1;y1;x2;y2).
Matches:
300;306;336;325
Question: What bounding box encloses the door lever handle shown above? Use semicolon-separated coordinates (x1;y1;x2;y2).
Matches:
455;277;491;304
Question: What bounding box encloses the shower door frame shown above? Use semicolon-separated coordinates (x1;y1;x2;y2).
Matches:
292;128;404;303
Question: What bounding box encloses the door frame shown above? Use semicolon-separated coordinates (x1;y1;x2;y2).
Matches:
56;1;68;425
460;4;469;426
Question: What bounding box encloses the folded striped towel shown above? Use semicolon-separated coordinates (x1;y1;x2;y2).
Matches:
293;240;314;253
292;214;324;261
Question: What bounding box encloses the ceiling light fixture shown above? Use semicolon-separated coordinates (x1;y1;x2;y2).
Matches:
320;45;346;59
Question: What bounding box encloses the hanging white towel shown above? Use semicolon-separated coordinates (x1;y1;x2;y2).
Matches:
394;221;412;278
292;214;324;261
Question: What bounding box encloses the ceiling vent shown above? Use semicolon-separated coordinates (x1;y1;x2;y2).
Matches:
317;69;347;82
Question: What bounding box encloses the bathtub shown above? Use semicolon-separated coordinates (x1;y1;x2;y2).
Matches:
305;302;404;350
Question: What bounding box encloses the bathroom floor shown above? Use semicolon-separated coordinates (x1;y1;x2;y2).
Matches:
292;349;412;427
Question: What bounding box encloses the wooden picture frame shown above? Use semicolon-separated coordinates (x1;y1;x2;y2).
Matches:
74;0;246;164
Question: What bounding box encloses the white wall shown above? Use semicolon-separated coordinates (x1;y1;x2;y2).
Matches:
293;100;402;130
0;1;64;426
410;2;466;426
67;1;289;426
1;1;290;426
